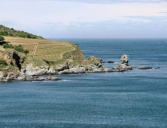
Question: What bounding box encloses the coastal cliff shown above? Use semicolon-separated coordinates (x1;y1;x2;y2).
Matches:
0;25;107;82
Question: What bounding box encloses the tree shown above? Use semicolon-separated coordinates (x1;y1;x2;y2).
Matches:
0;35;4;41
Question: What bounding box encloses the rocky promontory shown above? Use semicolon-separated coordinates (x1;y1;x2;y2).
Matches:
0;34;108;82
0;25;158;82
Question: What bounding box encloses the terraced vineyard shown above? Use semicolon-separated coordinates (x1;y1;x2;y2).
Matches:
5;36;76;61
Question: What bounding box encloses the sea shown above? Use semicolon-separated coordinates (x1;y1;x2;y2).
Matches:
0;39;167;128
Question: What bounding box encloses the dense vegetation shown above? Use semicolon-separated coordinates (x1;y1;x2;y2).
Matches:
0;25;43;39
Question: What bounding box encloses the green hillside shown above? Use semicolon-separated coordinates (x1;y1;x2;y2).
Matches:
0;25;43;39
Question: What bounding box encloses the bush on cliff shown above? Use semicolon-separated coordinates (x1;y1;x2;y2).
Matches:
0;35;4;41
3;43;29;54
3;43;13;49
0;59;8;68
14;45;29;54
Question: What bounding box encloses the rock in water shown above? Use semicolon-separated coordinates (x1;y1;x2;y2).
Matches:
113;54;132;72
138;66;153;70
121;54;129;65
107;61;114;64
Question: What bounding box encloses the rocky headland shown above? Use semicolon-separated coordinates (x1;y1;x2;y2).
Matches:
0;25;158;82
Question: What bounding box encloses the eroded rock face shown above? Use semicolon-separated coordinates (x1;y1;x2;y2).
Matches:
88;56;103;67
0;71;19;82
22;64;49;76
0;71;7;82
48;66;57;74
0;50;25;70
58;66;86;74
107;61;114;64
87;56;105;72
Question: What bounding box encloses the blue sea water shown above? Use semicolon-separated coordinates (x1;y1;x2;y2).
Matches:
0;39;167;128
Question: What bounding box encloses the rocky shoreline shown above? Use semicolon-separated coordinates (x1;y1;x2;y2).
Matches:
0;55;158;82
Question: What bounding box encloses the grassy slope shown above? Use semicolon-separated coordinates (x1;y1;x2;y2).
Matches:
4;37;88;67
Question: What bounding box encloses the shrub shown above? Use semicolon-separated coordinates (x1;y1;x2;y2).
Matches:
0;35;4;41
2;43;29;54
14;45;29;54
3;43;14;48
0;59;8;66
14;45;24;52
24;49;29;54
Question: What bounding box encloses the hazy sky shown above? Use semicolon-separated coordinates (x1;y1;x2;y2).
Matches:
0;0;167;38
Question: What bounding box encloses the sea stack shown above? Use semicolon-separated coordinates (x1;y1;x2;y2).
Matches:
113;54;133;72
121;54;129;65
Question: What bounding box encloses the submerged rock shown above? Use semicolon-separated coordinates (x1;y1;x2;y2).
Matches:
138;66;153;70
102;61;114;64
107;61;114;64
